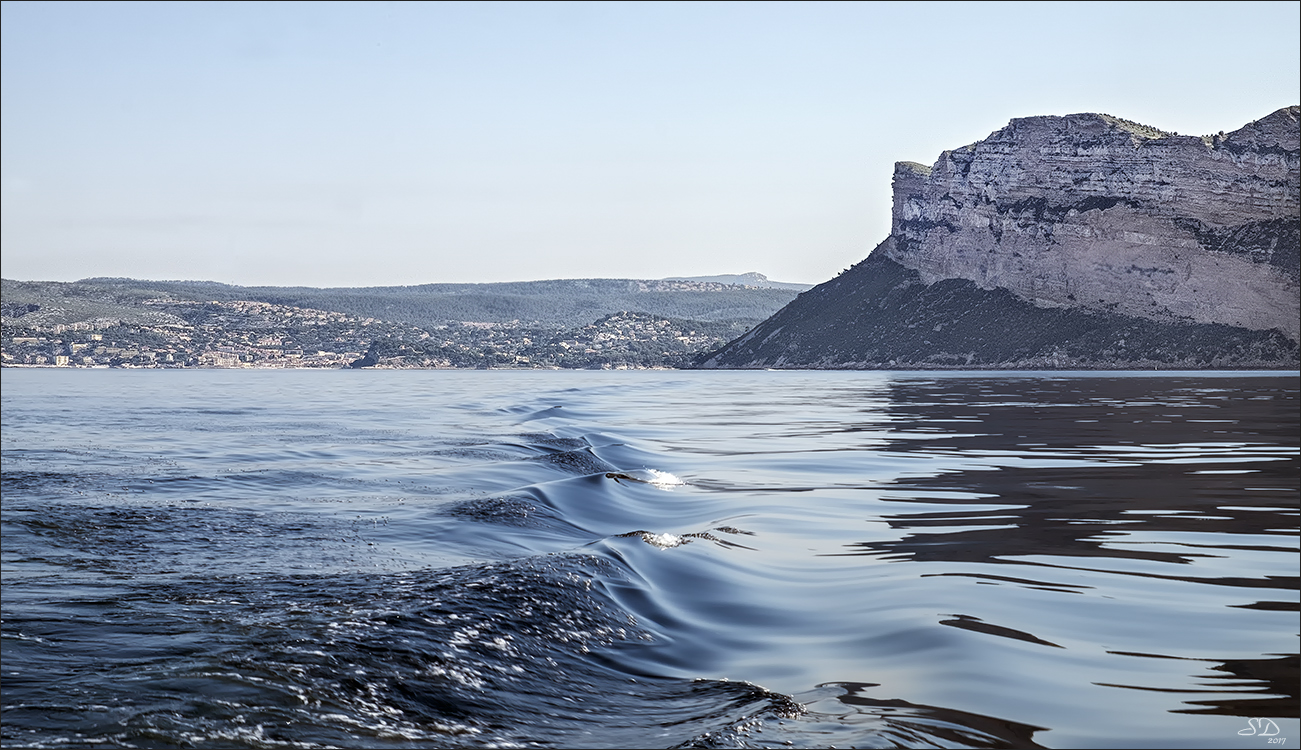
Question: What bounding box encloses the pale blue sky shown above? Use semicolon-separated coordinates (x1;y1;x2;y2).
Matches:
2;1;1298;287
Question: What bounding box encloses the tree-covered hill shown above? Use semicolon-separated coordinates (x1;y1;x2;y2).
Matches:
71;277;805;328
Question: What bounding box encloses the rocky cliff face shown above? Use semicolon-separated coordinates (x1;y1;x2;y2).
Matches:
700;107;1300;369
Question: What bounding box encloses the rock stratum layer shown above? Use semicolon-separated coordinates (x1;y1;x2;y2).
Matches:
701;106;1300;369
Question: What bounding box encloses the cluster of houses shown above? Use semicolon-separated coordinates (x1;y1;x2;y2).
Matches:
2;300;736;370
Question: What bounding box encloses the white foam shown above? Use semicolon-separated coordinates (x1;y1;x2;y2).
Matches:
644;532;685;549
644;469;684;490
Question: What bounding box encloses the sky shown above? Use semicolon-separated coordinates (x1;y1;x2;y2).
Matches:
2;1;1298;288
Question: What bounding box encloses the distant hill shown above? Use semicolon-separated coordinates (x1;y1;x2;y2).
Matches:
1;278;192;329
69;276;801;329
661;272;811;291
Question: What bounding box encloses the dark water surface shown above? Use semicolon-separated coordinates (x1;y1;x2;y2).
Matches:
2;369;1297;749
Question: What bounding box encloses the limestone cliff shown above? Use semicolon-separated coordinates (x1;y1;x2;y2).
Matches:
700;107;1300;369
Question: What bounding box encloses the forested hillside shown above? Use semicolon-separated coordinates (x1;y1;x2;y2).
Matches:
73;277;803;328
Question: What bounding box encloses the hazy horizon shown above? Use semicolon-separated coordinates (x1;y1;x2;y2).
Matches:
3;269;812;289
3;1;1298;288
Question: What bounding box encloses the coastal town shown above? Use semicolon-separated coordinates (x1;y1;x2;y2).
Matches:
1;296;745;370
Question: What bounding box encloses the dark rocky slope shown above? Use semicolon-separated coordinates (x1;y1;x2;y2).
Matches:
700;238;1296;369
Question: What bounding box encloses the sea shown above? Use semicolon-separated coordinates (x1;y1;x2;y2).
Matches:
1;369;1297;749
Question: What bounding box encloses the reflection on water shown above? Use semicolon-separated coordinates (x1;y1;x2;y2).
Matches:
1103;652;1299;718
1;370;1297;748
858;375;1295;734
837;375;1299;742
806;682;1049;749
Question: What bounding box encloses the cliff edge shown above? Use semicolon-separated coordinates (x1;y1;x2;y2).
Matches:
700;107;1300;369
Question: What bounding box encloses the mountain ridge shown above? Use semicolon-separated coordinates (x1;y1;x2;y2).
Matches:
47;275;802;329
661;272;812;290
